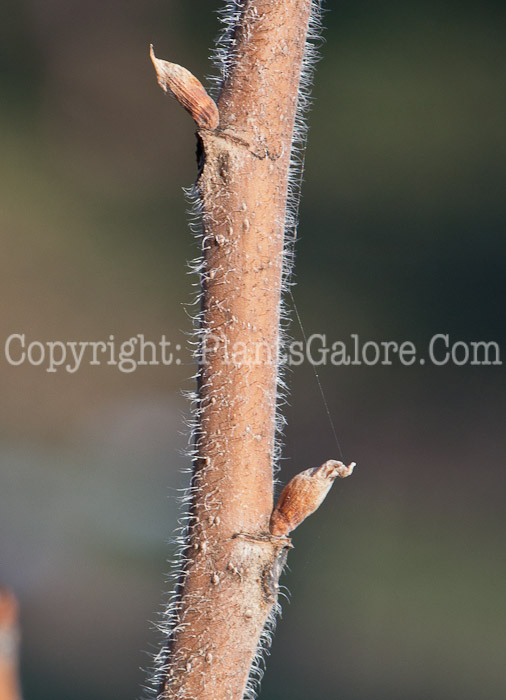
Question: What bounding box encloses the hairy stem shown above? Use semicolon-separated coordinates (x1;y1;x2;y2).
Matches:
157;2;317;698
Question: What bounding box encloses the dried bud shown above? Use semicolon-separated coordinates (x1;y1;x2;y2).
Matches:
269;460;355;537
150;45;219;130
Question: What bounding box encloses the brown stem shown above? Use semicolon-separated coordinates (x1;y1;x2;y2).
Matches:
156;1;317;698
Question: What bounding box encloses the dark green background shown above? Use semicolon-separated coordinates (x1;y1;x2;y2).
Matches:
1;1;505;699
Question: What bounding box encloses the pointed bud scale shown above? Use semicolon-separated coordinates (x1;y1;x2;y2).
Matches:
150;45;219;130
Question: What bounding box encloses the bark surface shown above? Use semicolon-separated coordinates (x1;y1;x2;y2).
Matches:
160;2;315;698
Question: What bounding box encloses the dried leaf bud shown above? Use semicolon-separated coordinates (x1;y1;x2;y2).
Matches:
150;45;219;130
269;460;356;537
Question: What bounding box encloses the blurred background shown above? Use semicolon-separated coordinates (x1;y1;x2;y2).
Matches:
1;1;505;698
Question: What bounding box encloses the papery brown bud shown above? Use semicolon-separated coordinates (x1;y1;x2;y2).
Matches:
150;45;219;130
269;460;355;537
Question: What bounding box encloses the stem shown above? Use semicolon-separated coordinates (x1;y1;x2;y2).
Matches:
157;2;317;698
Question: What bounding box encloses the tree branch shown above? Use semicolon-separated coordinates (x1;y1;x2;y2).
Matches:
150;2;353;698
